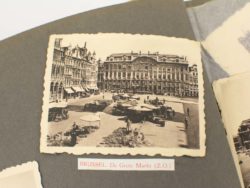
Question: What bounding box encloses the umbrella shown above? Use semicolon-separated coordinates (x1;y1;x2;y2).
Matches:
80;113;101;127
141;104;159;110
121;103;133;108
122;94;129;98
128;106;152;112
131;95;140;99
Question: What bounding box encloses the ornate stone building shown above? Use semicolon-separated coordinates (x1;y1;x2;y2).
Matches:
50;39;98;102
50;39;65;102
97;61;104;90
101;52;198;97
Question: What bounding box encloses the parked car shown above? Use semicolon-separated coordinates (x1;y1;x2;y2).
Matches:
83;100;112;112
48;107;69;122
153;117;165;127
112;94;120;101
80;92;90;98
94;90;100;95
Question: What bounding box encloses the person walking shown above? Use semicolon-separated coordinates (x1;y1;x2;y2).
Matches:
126;117;132;133
70;122;79;146
187;108;190;116
184;116;189;130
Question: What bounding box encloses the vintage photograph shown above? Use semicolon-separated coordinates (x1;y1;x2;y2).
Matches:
40;33;205;156
239;30;250;53
202;2;250;79
213;72;250;188
0;161;43;188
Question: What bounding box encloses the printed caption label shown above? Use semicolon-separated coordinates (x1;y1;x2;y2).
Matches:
78;158;175;171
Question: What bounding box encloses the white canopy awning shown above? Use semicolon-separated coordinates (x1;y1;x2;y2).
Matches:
72;86;84;92
80;114;100;122
88;86;99;90
128;106;152;112
64;88;74;94
141;104;160;110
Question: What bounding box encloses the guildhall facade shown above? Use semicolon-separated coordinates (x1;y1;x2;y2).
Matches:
100;52;198;97
50;39;98;102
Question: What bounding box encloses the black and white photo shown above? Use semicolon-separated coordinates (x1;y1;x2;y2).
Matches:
40;33;205;156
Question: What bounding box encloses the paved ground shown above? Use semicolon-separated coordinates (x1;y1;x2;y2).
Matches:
77;112;124;146
48;93;197;148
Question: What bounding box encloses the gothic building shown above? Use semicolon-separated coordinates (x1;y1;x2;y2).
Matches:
100;52;198;97
50;39;98;102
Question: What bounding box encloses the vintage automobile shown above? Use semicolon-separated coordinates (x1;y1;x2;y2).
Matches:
112;94;121;101
151;116;165;127
148;98;164;106
83;100;112;112
48;107;69;122
94;90;100;95
160;105;175;120
80;92;90;98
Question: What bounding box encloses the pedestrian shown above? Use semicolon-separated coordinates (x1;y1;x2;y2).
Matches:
184;116;189;130
187;108;190;116
70;122;79;146
103;94;105;99
126;117;131;133
156;97;159;106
